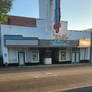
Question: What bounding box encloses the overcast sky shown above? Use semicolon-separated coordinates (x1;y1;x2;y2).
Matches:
9;0;92;30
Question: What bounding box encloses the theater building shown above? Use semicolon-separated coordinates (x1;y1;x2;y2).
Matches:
0;0;91;66
0;15;91;66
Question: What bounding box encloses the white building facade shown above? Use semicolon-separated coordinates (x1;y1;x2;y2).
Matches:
0;0;91;66
0;16;91;66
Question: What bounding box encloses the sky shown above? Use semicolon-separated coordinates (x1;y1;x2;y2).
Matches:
9;0;92;30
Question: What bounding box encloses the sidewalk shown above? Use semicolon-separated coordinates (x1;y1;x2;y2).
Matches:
0;63;91;73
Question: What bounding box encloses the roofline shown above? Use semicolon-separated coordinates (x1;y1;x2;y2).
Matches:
68;30;91;32
8;15;37;19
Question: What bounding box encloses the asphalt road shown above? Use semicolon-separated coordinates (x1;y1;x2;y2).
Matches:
61;86;92;92
0;64;92;92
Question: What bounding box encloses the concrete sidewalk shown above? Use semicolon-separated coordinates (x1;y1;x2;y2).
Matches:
0;63;91;70
0;63;91;74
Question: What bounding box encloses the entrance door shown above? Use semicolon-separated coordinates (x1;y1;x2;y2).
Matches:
18;52;25;65
72;52;76;63
72;52;80;63
76;52;80;63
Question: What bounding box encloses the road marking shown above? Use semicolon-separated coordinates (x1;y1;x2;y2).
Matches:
48;85;92;92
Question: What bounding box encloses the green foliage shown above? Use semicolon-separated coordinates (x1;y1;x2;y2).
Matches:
0;0;12;24
0;14;7;24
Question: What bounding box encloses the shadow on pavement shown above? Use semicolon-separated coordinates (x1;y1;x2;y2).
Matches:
63;86;92;92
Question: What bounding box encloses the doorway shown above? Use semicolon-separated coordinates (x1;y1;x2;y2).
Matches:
72;48;80;63
18;52;25;65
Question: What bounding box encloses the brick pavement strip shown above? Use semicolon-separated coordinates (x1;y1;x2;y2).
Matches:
0;64;92;92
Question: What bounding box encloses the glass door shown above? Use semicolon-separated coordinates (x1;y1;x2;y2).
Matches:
72;52;76;63
18;52;25;65
76;52;80;63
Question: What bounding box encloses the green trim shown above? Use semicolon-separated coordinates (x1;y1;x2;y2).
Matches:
5;62;8;67
19;64;25;66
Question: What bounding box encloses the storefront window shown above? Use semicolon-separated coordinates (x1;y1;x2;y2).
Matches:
31;50;39;63
72;48;80;52
59;50;66;61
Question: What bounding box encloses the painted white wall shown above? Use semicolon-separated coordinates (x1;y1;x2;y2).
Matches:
59;21;91;40
25;48;31;63
56;21;91;41
1;32;8;64
1;19;55;39
59;21;68;35
80;48;90;60
39;0;50;19
0;19;67;64
66;30;91;40
0;14;91;64
8;48;18;64
8;48;40;64
66;48;71;61
87;48;90;60
39;0;55;23
1;21;69;41
39;0;56;36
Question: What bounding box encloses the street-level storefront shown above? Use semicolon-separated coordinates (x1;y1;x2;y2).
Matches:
8;48;40;66
2;35;90;66
39;47;71;64
71;48;80;63
79;38;91;63
4;35;40;66
8;47;72;65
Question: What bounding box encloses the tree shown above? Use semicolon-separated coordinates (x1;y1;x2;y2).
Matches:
55;34;68;41
0;0;12;24
0;0;13;67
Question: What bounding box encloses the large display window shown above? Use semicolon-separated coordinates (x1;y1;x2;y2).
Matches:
59;49;66;61
31;50;39;63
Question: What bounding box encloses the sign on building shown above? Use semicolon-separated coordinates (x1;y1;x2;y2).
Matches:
79;38;91;47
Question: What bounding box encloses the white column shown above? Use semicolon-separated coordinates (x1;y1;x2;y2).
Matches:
39;0;55;39
39;0;50;19
1;26;9;66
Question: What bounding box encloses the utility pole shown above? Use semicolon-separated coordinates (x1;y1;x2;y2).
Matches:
90;29;92;63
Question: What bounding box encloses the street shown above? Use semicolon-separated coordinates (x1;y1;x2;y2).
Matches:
61;86;92;92
0;64;92;92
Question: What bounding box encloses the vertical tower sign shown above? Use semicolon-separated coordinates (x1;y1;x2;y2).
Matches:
54;0;61;33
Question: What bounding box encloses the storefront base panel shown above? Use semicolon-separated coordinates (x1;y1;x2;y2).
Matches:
2;60;91;67
80;60;90;63
0;57;3;66
58;61;72;64
25;62;42;66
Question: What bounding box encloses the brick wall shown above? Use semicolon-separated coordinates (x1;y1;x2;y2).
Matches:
4;16;37;27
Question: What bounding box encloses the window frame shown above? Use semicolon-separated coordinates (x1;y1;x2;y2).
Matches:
59;49;66;62
31;50;39;63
